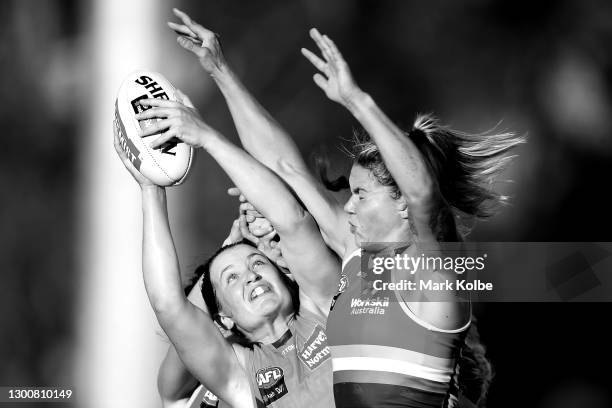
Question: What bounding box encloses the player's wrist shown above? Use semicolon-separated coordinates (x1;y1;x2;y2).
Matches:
141;184;165;195
198;128;222;151
344;89;372;115
210;62;232;83
342;88;369;110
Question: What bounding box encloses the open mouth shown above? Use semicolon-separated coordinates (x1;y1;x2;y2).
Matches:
249;284;272;302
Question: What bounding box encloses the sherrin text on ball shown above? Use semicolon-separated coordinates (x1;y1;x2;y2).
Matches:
115;71;193;186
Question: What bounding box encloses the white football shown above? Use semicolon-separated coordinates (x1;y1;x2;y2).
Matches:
115;71;193;186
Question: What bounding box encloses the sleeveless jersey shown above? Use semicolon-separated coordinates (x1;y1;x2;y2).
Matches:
244;307;335;408
326;249;469;408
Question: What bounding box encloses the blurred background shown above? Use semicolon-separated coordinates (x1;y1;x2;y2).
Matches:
1;0;611;407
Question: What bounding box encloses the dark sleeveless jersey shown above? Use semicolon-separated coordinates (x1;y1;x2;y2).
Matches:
243;307;335;408
326;249;469;408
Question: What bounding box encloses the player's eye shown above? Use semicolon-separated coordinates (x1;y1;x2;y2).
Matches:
252;259;265;269
227;273;238;284
353;188;366;200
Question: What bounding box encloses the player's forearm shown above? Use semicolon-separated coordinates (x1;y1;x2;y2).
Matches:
202;131;307;234
213;65;308;174
345;91;434;205
158;346;198;403
141;186;186;317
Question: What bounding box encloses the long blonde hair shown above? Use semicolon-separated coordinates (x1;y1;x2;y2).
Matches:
346;114;525;239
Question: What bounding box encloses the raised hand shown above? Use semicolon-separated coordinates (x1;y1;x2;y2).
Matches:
168;8;226;74
301;28;361;106
227;187;275;238
227;187;287;268
136;89;216;150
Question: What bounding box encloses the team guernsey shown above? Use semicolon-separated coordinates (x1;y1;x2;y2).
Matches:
243;307;335;408
326;249;469;408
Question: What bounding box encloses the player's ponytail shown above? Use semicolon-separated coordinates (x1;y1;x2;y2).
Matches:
409;114;524;221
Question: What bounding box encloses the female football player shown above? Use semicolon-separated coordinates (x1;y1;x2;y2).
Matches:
114;84;341;406
167;9;520;407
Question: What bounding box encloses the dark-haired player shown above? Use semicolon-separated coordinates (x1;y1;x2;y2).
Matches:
113;77;341;406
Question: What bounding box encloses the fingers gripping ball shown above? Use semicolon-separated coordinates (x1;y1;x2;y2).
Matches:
115;71;194;186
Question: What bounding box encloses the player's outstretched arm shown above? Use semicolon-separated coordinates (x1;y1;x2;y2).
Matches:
113;124;254;407
137;94;340;311
302;30;476;329
167;8;351;256
302;29;436;240
157;218;245;407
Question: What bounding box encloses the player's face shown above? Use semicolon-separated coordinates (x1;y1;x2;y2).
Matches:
344;163;410;246
209;244;292;332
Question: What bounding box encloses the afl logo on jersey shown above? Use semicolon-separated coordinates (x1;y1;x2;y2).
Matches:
256;367;288;405
201;389;219;407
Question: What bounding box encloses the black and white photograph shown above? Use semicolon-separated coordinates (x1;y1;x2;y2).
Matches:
2;1;612;407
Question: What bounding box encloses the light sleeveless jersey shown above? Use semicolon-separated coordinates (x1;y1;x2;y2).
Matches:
326;249;469;408
244;307;335;407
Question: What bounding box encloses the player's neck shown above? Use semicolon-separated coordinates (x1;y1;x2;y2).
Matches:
247;312;294;345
